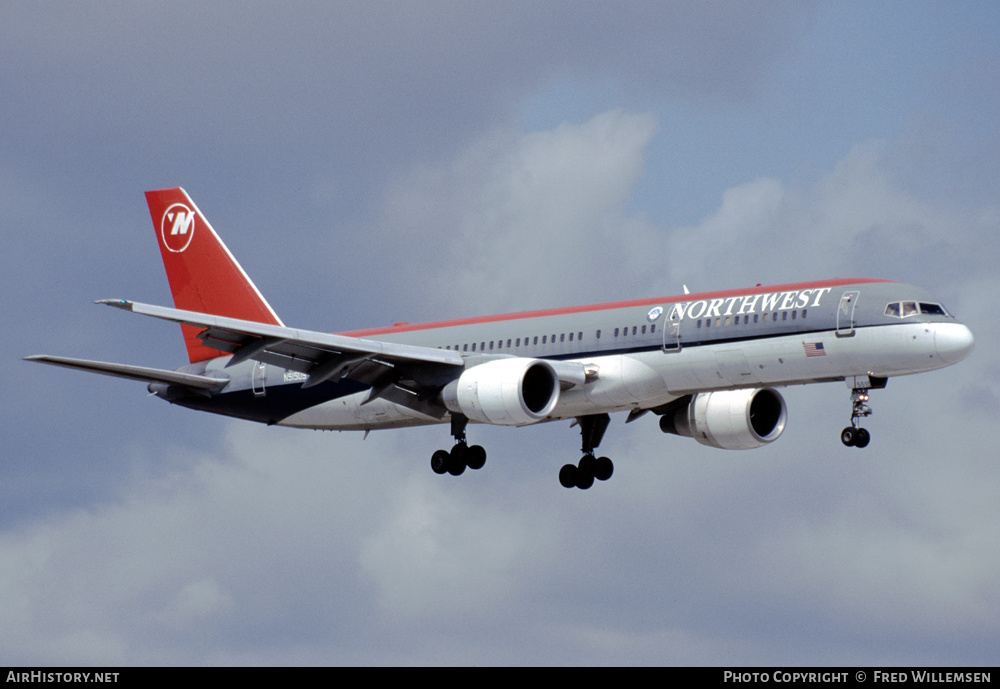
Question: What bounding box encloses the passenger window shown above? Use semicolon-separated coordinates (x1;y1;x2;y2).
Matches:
641;325;647;335
542;336;547;344
650;324;655;333
632;326;637;336
596;330;601;339
568;332;574;342
471;343;476;352
578;332;583;340
560;334;565;343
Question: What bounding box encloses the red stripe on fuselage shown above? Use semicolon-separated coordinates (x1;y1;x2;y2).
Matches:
340;277;894;338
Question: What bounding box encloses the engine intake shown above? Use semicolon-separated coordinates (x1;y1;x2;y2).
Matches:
442;358;560;426
660;388;787;450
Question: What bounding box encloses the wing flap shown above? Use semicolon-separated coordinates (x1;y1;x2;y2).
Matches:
95;300;595;393
25;355;230;391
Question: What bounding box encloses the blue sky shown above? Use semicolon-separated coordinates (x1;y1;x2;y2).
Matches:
3;1;999;665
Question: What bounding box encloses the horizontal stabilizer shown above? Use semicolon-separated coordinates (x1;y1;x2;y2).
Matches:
25;355;230;391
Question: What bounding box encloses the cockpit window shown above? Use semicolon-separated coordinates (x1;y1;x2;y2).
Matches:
885;301;952;318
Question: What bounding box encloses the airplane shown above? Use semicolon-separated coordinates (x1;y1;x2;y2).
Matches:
27;188;975;490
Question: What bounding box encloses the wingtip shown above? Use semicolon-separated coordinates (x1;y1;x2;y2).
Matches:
96;299;134;311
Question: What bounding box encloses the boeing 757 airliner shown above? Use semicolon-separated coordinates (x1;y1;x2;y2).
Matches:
27;188;974;489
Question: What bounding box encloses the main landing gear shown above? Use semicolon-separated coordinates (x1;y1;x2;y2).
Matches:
841;386;872;448
559;413;614;490
431;414;487;476
428;413;616;489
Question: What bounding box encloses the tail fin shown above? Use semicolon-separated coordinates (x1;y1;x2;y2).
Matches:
145;187;283;363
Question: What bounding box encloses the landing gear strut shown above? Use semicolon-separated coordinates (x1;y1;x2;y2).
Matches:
431;414;487;476
841;387;872;448
560;413;614;490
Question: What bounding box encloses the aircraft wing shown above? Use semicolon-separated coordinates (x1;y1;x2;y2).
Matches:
25;355;230;391
98;299;466;390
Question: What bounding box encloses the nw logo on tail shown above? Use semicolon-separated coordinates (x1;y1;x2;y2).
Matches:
161;203;195;252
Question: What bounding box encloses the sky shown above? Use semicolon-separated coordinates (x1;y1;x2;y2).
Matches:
3;0;999;666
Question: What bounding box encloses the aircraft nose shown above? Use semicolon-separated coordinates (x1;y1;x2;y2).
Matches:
934;322;975;365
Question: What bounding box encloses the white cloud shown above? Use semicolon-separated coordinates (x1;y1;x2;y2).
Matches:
377;110;664;316
358;474;552;620
662;139;980;293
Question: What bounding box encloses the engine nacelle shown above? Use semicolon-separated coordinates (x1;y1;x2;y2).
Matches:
660;388;787;450
441;358;560;426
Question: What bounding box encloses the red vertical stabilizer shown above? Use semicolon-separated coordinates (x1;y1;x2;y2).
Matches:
145;187;283;363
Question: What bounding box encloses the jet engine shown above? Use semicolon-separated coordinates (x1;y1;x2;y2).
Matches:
441;358;560;426
659;388;787;450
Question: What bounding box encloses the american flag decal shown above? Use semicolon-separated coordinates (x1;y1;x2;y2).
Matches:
803;341;826;357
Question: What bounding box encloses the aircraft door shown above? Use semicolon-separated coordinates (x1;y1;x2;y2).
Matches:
836;291;859;337
662;304;681;352
252;362;267;397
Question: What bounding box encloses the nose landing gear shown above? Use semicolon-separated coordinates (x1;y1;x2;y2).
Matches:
841;385;873;448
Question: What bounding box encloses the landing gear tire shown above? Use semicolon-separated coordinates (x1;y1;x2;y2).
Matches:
559;464;578;489
447;443;468;476
431;450;450;475
841;427;856;447
594;456;614;482
841;427;871;448
466;444;487;470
